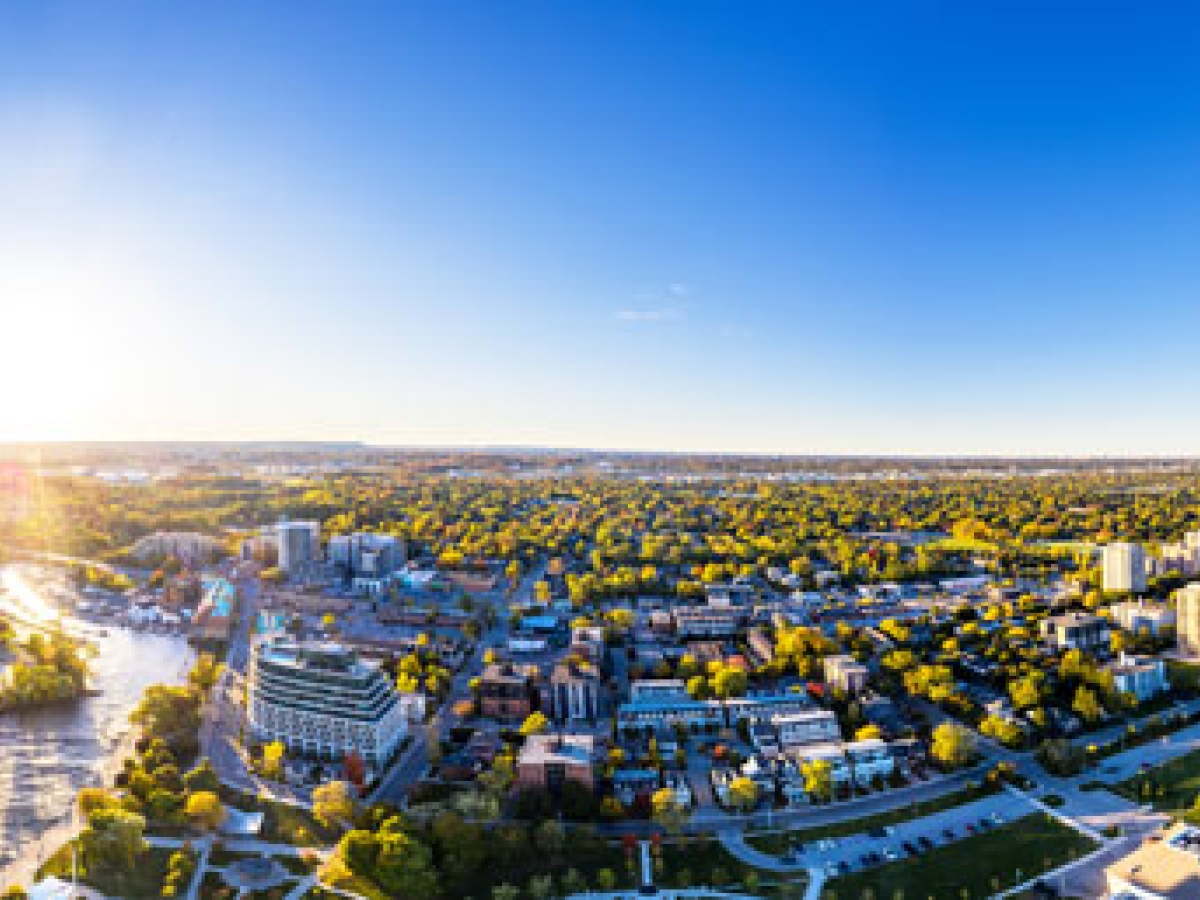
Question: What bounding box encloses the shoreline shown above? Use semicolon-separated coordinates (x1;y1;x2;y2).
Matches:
0;720;139;891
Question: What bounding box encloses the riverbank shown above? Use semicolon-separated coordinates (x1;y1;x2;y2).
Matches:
0;606;194;890
0;722;141;891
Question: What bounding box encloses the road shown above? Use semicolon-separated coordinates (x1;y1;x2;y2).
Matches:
371;563;544;804
199;573;260;795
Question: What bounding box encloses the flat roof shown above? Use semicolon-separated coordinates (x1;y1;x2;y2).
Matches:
1106;825;1200;899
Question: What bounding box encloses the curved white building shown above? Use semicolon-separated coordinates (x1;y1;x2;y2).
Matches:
248;637;421;766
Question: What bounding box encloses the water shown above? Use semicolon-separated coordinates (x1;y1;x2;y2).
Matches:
0;570;195;869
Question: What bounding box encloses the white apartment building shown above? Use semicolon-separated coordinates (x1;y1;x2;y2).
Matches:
1177;583;1200;658
1103;542;1148;594
773;709;840;747
248;637;420;766
1159;531;1200;576
1110;598;1176;636
629;679;690;701
724;693;812;726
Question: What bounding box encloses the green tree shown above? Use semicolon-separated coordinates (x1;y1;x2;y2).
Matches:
931;721;976;769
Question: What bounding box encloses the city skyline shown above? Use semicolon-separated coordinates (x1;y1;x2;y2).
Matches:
4;2;1200;454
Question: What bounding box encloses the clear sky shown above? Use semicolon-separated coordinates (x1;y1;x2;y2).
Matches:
3;2;1200;455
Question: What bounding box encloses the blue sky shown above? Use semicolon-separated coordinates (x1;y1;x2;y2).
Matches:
2;2;1200;453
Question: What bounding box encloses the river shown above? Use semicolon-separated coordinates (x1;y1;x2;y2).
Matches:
0;566;195;872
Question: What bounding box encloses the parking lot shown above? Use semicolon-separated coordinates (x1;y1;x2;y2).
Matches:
773;791;1028;877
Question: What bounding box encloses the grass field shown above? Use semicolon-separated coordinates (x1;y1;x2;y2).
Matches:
38;841;175;899
746;782;997;855
823;813;1095;900
1112;745;1200;816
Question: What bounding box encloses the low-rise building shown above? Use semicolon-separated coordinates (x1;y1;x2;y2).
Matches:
774;709;840;747
517;733;596;792
478;662;539;720
1039;612;1109;651
823;654;870;694
672;605;743;638
846;738;895;784
1110;599;1176;636
617;696;723;735
1108;652;1170;702
1105;823;1200;899
724;692;812;726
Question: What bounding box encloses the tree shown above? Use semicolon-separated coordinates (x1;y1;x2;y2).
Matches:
534;819;566;856
727;776;758;811
1073;686;1103;723
374;826;440;899
79;807;147;873
491;886;520;900
183;759;220;794
800;759;834;801
77;787;117;819
979;715;1023;748
527;874;554;900
711;666;748;700
651;787;688;836
519;711;549;737
188;653;223;694
130;685;201;746
340;829;380;874
261;741;286;780
313;780;357;829
185;791;225;832
343;751;366;791
930;721;976;770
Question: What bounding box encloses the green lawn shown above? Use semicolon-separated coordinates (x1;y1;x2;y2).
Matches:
746;782;997;855
325;835;806;900
38;841;175;899
823;813;1095;900
216;784;338;846
1112;745;1200;816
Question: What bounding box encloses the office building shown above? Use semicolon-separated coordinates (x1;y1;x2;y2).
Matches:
1176;583;1200;658
247;637;419;766
1103;542;1147;594
276;520;321;573
327;532;405;578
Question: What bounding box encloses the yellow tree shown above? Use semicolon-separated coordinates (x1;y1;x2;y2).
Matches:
185;791;226;832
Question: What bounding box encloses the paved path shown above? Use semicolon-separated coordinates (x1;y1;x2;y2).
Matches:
184;838;212;900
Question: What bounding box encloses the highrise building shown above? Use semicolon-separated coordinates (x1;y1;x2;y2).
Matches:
327;532;405;578
1103;542;1147;594
276;520;321;573
1176;583;1200;658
